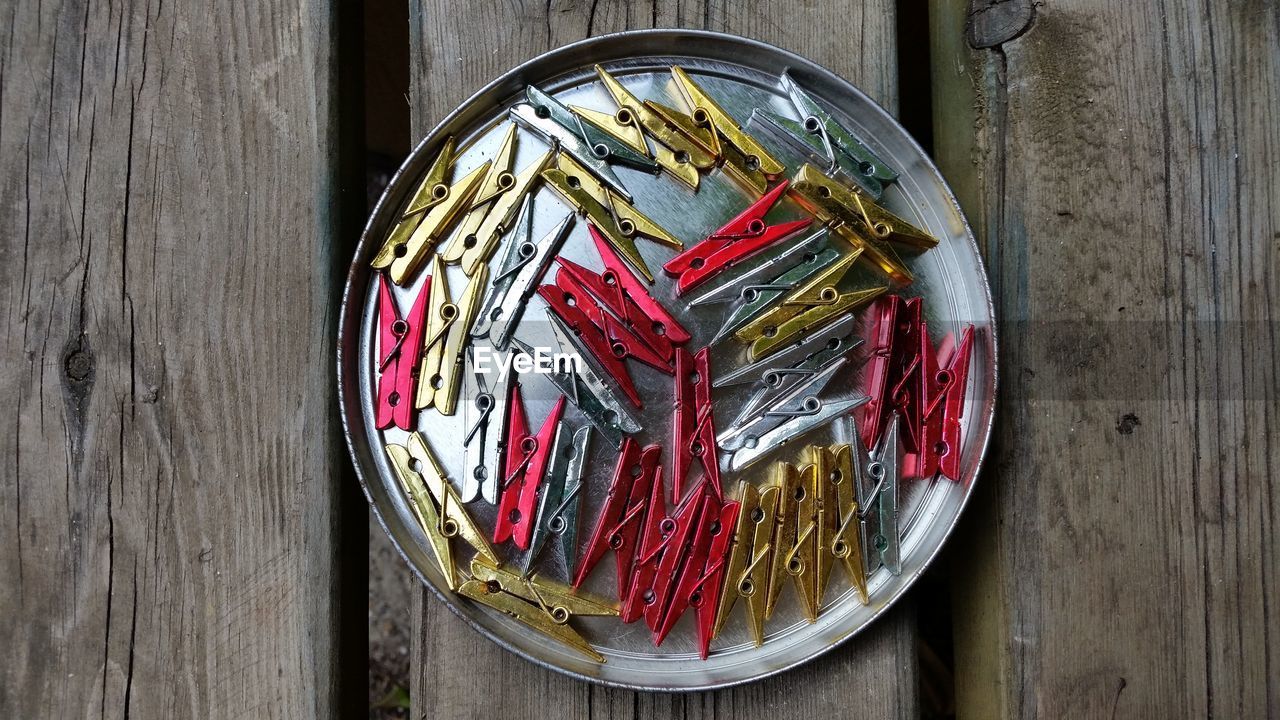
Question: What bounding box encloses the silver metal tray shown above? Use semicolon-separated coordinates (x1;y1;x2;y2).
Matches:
338;29;997;691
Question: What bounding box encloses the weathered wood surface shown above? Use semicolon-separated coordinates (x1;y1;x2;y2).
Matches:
0;0;358;717
932;0;1280;716
406;1;919;715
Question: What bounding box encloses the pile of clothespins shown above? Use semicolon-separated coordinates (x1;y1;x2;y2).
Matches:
369;65;975;662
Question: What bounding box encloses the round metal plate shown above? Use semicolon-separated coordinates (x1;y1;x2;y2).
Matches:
339;29;997;691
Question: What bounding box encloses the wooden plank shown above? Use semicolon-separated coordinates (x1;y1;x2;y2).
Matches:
930;0;1280;716
0;0;356;717
406;1;918;714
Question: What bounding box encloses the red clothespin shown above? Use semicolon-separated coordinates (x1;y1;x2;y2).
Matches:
859;296;896;448
620;468;673;624
376;274;429;430
663;180;812;295
673;347;720;500
654;490;739;658
494;387;565;549
639;484;706;633
538;283;644;408
573;439;662;599
889;298;926;455
908;324;975;481
554;270;673;373
553;224;691;361
860;296;925;452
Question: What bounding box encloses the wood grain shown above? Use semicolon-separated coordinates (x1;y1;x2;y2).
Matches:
0;0;356;717
405;1;918;715
932;0;1280;716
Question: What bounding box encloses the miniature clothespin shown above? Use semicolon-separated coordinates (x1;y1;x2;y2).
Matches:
375;274;429;431
415;255;489;416
673;347;720;500
438;124;554;275
385;433;498;590
573;438;663;599
493;386;566;549
460;556;617;662
541;153;683;283
664;180;812;295
471;195;574;350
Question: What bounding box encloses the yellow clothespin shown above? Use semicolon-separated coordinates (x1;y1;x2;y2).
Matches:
374;137;456;273
574;65;712;190
460;556;616;662
385;433;497;591
790;163;938;284
764;461;801;620
829;442;869;604
783;459;822;622
414;256;488;415
438;125;553;276
372;142;490;284
669;65;785;195
541;153;683;282
713;480;781;647
735;249;887;360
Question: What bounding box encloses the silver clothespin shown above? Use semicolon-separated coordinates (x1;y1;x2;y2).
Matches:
524;425;592;575
750;73;898;199
513;315;641;450
472;195;573;350
719;356;849;452
733;353;854;433
525;85;658;173
686;229;832;307
459;344;512;504
510;86;650;203
724;393;868;473
711;243;846;345
715;312;861;389
859;412;902;575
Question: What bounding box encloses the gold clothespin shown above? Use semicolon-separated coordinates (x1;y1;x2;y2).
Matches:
829;442;868;604
460;557;616;662
783;459;822;622
764;461;801;620
669;65;785;195
439;126;553;275
437;126;516;265
790;164;938;284
470;557;618;618
405;432;497;563
713;480;781;647
385;432;498;590
386;442;456;590
644;99;721;159
374;138;456;272
414;256;488;415
807;445;839;607
735;250;887;361
575;65;712;189
541;153;683;282
372;148;491;284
